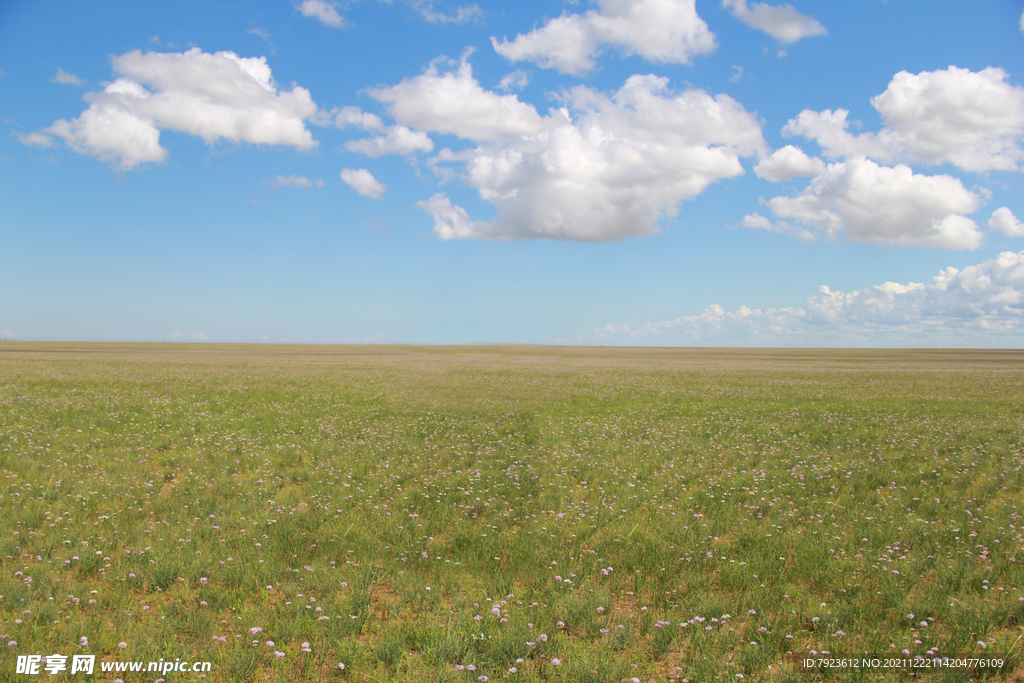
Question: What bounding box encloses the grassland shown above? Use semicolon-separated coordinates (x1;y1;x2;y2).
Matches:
0;342;1022;682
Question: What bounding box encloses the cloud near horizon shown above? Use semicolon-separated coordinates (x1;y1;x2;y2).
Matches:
170;329;208;340
597;250;1024;346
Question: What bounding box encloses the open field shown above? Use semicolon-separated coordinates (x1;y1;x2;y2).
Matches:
1;342;1022;682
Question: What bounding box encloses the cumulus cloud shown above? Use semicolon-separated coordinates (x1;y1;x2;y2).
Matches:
410;0;482;24
754;144;826;181
417;193;486;238
416;71;764;241
988;207;1024;237
44;90;168;169
596;250;1024;346
491;0;716;75
345;125;434;156
341;168;386;199
24;48;319;170
870;66;1024;172
721;0;827;43
267;175;324;188
786;66;1024;172
756;67;1024;250
52;68;83;85
368;55;544;141
297;0;345;28
333;105;433;156
782;108;894;161
333;106;385;132
746;157;984;250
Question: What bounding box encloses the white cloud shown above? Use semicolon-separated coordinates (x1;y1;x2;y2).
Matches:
0;331;13;339
410;1;482;24
491;0;716;76
782;108;894;161
297;0;345;28
418;71;764;241
497;69;530;92
760;67;1024;251
267;175;324;188
333;106;386;132
721;0;826;43
170;329;208;340
417;193;486;238
870;66;1024;172
15;131;56;147
754;144;825;181
53;68;83;85
785;66;1024;172
345;125;434;156
988;207;1024;237
747;157;984;250
1020;7;1024;35
368;55;544;141
45;93;168;169
332;105;432;157
341;168;386;199
597;250;1024;346
25;48;319;170
740;211;816;241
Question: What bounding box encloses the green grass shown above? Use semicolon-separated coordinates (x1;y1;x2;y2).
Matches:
0;342;1022;681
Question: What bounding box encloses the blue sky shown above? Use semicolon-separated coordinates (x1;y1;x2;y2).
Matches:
2;0;1024;346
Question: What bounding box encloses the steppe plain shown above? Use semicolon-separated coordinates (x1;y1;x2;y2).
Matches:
1;343;1022;681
